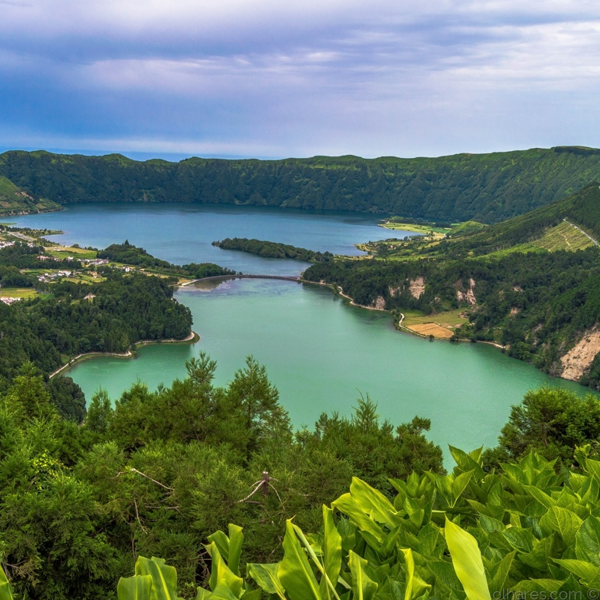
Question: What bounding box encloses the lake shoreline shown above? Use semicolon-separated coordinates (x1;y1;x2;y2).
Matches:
49;330;200;379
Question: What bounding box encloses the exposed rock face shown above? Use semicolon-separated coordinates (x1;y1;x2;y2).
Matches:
456;278;477;306
374;296;386;310
409;277;425;299
561;327;600;382
510;307;521;316
389;286;401;298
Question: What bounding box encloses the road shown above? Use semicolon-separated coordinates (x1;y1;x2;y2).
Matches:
563;218;599;247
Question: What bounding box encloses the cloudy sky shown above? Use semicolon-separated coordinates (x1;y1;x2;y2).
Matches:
1;0;600;159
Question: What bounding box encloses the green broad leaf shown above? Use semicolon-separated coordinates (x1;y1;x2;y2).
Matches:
135;557;179;600
333;494;386;543
401;548;430;600
321;506;343;599
502;527;536;553
523;485;556;509
117;575;153;600
206;543;244;598
0;568;13;600
240;590;262;600
552;559;600;584
576;515;600;566
227;524;244;577
349;478;401;530
196;588;212;600
488;551;515;595
209;583;241;600
247;564;286;599
451;470;475;507
444;518;491;600
278;520;321;600
348;551;378;600
404;497;425;528
539;506;583;547
292;523;341;600
449;446;480;474
513;580;563;593
207;531;230;562
417;522;440;557
0;583;12;600
585;458;600;484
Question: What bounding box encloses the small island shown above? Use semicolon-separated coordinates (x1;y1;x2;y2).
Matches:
213;237;333;262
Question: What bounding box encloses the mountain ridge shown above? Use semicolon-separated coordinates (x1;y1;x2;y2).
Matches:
3;146;600;222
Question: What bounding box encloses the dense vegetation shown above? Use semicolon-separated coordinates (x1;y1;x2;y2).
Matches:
0;239;199;395
0;272;192;390
305;184;600;388
99;241;236;278
0;176;60;216
213;238;333;262
3;147;600;222
0;356;443;599
1;374;600;598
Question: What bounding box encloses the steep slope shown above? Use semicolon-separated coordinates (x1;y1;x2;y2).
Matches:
0;176;61;216
3;146;600;222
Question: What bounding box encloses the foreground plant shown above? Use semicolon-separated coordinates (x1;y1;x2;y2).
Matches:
7;445;600;598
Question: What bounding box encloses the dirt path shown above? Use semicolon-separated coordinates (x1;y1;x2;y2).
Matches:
564;218;599;246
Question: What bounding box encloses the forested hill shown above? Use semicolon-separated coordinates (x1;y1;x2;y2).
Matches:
3;146;600;222
304;184;600;389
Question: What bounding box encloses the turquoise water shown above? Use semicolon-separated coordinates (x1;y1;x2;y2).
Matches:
67;278;591;455
14;204;594;455
12;203;405;275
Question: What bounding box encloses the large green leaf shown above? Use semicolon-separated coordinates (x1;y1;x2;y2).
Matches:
445;518;491;600
576;515;600;566
135;557;179;600
401;548;430;600
278;520;321;600
247;564;286;599
332;494;386;543
117;575;153;600
207;525;244;577
349;478;401;529
451;470;475;507
539;506;583;547
206;543;244;598
348;551;378;600
0;567;13;600
488;551;515;595
209;583;240;600
227;525;244;577
321;506;342;599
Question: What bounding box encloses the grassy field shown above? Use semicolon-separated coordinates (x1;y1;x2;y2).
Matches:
0;288;38;299
381;221;450;236
401;308;469;339
47;246;98;259
483;220;595;259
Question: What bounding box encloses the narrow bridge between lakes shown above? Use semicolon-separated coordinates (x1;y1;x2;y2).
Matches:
181;274;301;286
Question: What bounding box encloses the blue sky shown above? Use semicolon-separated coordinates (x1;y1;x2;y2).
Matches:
1;0;600;159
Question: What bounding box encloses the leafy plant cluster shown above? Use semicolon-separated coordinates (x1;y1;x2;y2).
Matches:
3;147;600;222
0;355;443;599
114;445;600;599
213;238;333;263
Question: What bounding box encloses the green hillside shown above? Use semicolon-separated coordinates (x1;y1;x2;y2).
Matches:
0;175;61;216
304;184;600;388
3;146;600;222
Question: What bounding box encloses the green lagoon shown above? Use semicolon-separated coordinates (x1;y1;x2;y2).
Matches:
14;203;593;454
